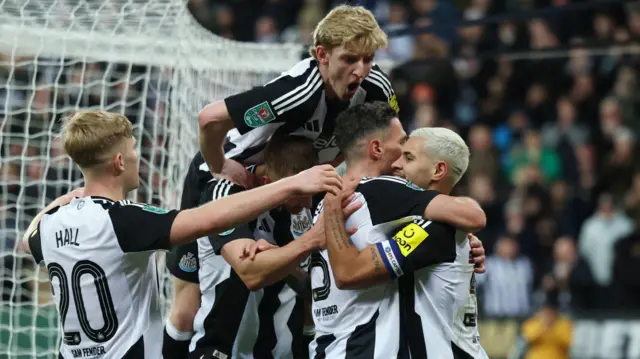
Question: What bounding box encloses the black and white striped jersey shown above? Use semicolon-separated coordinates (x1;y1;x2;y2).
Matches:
223;57;398;164
27;197;179;359
189;178;310;359
166;153;258;284
381;220;489;359
309;176;439;359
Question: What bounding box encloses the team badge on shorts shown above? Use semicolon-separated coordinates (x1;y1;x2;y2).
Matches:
244;101;276;127
178;253;197;273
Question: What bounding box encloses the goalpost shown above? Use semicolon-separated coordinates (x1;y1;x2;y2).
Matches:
0;0;302;357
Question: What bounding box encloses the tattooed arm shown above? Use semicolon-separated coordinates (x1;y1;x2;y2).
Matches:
323;193;389;289
324;192;484;290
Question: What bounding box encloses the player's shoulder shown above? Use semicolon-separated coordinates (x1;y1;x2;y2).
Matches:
108;200;168;214
362;64;392;93
266;57;319;88
413;218;456;238
357;175;423;192
202;178;245;202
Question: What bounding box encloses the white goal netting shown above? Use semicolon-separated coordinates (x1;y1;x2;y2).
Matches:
0;0;302;357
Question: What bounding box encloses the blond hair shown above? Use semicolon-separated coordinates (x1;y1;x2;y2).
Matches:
62;110;133;169
309;5;388;58
410;127;470;185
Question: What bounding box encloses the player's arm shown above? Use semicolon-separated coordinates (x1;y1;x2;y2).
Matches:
356;177;485;233
218;223;323;291
198;69;317;174
108;165;341;253
423;195;486;233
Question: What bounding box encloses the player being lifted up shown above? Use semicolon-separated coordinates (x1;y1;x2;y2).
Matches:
21;110;343;359
197;4;397;186
323;126;490;358
307;102;487;358
184;133;359;359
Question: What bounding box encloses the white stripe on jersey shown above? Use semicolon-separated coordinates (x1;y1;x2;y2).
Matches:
359;175;408;186
212;179;233;200
272;67;319;107
364;73;391;99
274;71;323;116
370;68;393;91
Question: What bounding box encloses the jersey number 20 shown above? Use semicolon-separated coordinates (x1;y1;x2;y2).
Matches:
47;260;119;345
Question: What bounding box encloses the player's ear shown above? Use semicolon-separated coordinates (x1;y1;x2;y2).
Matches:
316;45;329;65
368;139;382;160
112;152;125;175
262;176;271;185
432;161;448;181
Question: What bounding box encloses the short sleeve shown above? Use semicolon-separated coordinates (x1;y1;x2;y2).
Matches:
362;64;399;113
27;221;45;265
109;202;180;253
377;220;457;278
224;60;321;135
357;176;440;225
198;179;255;254
166;241;200;284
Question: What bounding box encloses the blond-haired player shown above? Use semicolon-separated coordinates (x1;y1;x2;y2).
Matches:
198;4;396;185
21;110;343;359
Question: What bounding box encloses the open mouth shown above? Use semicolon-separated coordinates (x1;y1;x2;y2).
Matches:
347;82;359;94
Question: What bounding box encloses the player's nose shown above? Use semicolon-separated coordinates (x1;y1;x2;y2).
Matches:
352;60;365;78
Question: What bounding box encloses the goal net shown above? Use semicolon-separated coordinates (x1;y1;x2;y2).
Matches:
0;0;302;357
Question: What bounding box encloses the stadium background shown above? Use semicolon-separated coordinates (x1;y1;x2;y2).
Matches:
1;0;639;358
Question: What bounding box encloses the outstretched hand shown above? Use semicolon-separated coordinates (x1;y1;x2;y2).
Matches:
292;165;343;196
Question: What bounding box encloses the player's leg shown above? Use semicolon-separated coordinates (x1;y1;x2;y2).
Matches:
164;242;201;359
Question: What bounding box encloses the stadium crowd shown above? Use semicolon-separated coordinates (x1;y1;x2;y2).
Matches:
1;0;640;358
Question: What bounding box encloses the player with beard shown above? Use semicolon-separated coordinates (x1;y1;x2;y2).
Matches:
322;127;490;358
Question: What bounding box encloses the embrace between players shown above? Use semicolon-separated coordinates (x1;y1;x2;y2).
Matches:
22;5;490;359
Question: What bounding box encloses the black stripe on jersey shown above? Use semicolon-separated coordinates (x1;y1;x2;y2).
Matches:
193;271;251;357
344;309;379;359
288;295;307;359
313;334;336;359
399;272;427;359
452;342;474;359
253;282;284;359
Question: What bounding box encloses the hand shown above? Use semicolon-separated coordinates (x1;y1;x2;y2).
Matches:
221;159;255;189
291;165;342;196
240;239;277;260
468;234;486;274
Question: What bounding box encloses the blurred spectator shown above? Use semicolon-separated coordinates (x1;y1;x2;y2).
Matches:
521;291;573;359
506;130;561;185
579;193;634;308
540;236;595;312
477;235;534;317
